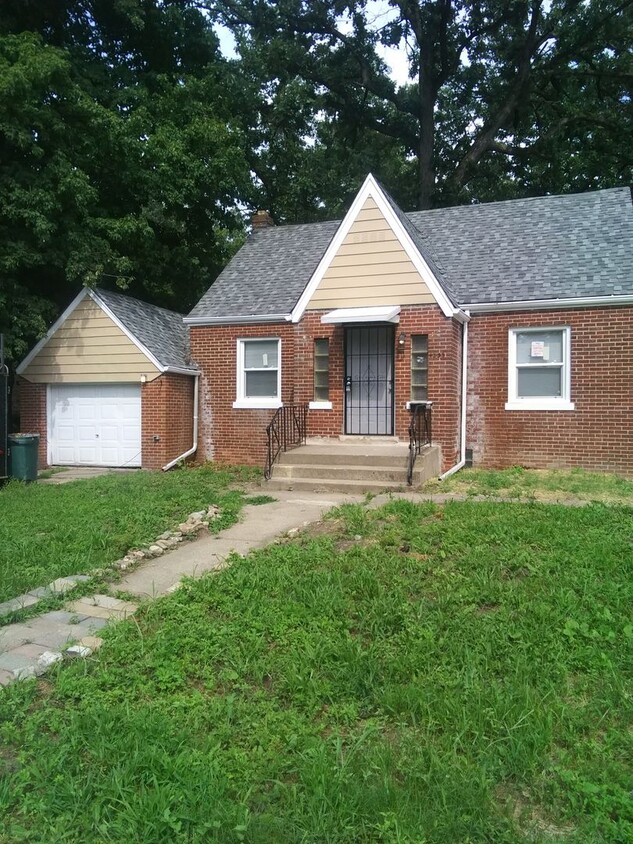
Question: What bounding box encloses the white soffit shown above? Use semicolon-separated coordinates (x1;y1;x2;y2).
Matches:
321;306;401;324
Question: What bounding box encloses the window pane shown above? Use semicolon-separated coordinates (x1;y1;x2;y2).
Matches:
517;331;563;364
411;334;428;401
313;338;329;400
244;340;278;369
315;338;329;357
412;335;428;353
518;367;562;397
245;370;278;397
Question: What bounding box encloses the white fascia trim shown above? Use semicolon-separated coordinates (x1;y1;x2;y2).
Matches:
163;366;200;376
463;294;633;314
184;313;292;326
16;288;90;374
90;289;166;373
321;305;401;324
291;173;458;323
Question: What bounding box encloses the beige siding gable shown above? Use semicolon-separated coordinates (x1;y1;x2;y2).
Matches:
306;196;437;310
21;296;160;384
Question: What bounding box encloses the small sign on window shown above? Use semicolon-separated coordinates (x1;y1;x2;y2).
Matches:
530;341;545;358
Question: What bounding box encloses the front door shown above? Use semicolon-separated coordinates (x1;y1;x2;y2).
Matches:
344;325;394;435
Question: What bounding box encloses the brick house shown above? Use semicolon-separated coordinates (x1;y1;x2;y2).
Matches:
18;175;633;482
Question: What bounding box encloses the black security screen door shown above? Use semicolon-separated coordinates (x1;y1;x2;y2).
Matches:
344;325;394;435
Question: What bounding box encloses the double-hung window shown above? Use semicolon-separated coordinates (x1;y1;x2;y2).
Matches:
506;327;574;410
234;338;281;408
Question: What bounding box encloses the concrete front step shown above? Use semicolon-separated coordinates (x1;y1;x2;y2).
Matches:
274;463;414;483
265;476;412;494
269;444;442;494
278;444;411;467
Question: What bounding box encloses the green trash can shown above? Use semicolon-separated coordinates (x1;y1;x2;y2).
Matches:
8;433;40;482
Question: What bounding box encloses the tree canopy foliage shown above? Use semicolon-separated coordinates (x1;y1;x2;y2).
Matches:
0;0;631;364
0;0;249;362
208;0;633;211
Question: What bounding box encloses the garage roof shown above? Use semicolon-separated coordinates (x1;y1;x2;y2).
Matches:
17;288;197;377
93;289;194;372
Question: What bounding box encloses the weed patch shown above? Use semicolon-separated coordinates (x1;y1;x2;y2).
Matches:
0;500;631;842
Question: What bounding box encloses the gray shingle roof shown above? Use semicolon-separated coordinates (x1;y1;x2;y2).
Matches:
187;221;340;321
187;187;633;321
94;288;194;370
409;187;633;304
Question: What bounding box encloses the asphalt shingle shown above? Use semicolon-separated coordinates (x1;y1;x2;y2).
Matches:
187;187;633;320
94;288;193;370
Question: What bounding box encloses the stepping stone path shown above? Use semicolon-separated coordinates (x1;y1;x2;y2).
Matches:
0;596;135;686
0;494;354;689
0;574;93;620
0;505;221;688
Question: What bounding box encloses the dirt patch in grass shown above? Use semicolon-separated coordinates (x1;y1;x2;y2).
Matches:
426;467;633;506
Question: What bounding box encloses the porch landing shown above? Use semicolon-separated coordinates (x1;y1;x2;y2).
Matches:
266;438;441;494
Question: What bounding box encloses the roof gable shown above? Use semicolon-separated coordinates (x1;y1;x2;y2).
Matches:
18;288;195;376
292;174;457;321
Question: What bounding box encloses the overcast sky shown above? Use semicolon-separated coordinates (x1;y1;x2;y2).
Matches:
215;1;412;88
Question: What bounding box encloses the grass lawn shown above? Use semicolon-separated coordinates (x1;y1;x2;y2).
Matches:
426;466;633;505
0;465;256;603
1;499;631;842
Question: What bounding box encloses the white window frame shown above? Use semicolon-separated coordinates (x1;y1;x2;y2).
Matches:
233;337;282;409
505;326;574;411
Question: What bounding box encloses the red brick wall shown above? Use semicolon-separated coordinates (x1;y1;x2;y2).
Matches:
191;306;464;471
141;373;196;469
191;323;297;465
17;380;48;468
395;307;463;469
467;306;633;475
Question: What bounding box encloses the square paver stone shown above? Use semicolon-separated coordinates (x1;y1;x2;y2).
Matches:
0;624;33;653
82;594;138;613
74;617;109;633
36;610;88;625
67;600;134;620
0;594;41;618
9;643;49;660
0;650;38;676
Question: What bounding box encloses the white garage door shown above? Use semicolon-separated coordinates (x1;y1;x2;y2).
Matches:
49;384;142;467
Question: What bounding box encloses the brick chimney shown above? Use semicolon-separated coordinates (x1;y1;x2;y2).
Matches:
251;210;275;229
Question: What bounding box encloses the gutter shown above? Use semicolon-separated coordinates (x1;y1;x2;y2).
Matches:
184;313;292;326
461;294;633;314
439;314;468;480
162;374;200;471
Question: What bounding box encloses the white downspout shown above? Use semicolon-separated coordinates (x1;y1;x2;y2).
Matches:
439;316;469;480
162;374;200;471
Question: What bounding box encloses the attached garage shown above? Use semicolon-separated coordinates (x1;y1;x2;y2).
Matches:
17;287;198;470
49;384;142;467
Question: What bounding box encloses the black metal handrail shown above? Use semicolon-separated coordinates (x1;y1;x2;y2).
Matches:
407;401;432;485
264;404;308;479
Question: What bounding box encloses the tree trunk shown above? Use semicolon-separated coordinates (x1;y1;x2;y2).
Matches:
417;44;436;210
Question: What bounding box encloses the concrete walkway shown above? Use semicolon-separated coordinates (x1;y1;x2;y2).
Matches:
0;489;358;686
1;485;602;687
39;467;138;484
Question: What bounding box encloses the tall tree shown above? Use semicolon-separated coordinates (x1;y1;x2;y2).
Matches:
205;0;633;210
0;1;250;363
